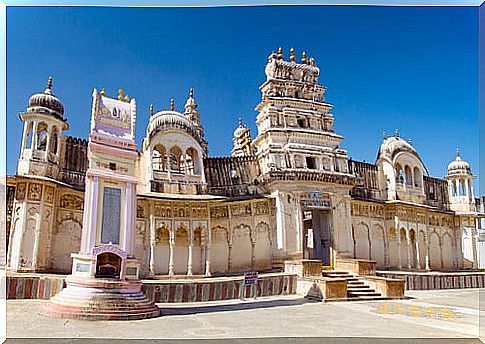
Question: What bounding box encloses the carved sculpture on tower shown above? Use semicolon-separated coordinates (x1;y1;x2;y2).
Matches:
41;88;160;320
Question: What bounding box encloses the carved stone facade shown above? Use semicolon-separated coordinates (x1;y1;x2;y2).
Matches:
5;48;481;277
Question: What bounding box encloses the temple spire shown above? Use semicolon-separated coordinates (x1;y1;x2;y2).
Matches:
290;48;296;63
277;47;283;60
150;103;154;116
302;51;307;64
44;76;53;94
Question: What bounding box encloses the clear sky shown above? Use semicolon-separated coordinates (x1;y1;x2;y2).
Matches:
6;5;479;192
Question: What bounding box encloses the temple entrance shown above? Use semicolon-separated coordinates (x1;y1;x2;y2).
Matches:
95;252;122;279
302;209;332;266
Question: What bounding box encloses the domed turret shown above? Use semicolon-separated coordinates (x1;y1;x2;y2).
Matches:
27;76;65;119
445;148;475;213
448;148;471;175
18;76;68;179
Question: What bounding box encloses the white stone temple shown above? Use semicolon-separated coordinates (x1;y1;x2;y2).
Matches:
5;48;482;280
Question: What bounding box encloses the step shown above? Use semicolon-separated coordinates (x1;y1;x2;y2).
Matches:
347;291;381;297
347;287;372;292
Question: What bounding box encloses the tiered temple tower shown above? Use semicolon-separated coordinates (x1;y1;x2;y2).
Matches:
253;48;355;265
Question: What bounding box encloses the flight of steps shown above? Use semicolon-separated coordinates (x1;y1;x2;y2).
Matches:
321;270;385;301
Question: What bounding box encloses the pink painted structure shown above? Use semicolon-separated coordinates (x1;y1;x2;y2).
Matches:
41;89;160;320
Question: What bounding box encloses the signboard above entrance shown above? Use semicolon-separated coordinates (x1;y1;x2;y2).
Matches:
300;192;331;209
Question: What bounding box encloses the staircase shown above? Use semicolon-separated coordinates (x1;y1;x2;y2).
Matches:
321;270;385;301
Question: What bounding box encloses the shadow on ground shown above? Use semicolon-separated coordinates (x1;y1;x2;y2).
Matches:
158;297;311;316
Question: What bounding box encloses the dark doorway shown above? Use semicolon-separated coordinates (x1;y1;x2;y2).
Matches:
95;252;122;279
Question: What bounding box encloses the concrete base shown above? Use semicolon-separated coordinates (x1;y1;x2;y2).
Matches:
40;275;160;320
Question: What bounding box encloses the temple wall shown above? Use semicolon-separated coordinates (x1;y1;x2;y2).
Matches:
351;199;470;272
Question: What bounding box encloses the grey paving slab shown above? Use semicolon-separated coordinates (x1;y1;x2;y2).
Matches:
6;289;484;340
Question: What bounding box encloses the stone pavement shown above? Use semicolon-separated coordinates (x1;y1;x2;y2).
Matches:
5;288;484;340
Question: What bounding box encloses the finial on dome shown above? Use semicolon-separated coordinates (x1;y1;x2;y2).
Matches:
189;87;194;98
382;131;387;140
290;48;296;62
46;76;53;89
395;128;399;138
124;94;130;103
277;47;283;60
302;51;307;64
100;88;106;96
456;147;460;158
408;138;413;145
150;103;154;116
118;89;124;101
170;97;175;111
239;117;243;127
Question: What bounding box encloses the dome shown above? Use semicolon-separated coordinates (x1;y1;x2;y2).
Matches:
377;135;419;162
233;118;248;138
448;149;471;175
27;77;64;119
147;110;203;144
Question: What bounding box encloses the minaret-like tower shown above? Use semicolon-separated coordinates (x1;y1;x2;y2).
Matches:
184;88;207;153
446;148;476;213
17;77;68;179
231;117;253;157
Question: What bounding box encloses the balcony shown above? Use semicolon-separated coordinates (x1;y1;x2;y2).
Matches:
258;168;355;186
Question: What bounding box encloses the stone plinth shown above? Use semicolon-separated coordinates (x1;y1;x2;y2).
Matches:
335;258;376;276
40;276;160;320
363;276;405;299
284;259;322;278
297;277;347;301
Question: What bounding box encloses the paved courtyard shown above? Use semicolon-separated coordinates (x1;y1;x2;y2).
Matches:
6;288;485;340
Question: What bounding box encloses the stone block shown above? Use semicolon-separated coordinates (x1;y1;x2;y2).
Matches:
297;277;347;301
335;258;376;276
364;276;405;299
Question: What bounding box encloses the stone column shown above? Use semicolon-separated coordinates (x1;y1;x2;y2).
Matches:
464;179;470;199
275;191;286;250
228;244;233;272
205;223;211;276
123;182;133;254
31;121;39;150
205;243;211;276
55;128;62;159
425;232;431;271
406;229;412;269
31;200;44;271
44;125;52;161
88;176;99;252
21;121;30;154
168;231;175;276
149;203;155;276
251;241;256;270
187;231;193;276
415;232;421;270
166;149;172;183
455;179;460;197
395;217;402;270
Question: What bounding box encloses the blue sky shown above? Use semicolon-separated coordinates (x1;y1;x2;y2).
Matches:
6;5;479;192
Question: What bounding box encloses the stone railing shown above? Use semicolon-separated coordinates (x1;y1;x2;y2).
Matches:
59;169;86;189
259;169;355;186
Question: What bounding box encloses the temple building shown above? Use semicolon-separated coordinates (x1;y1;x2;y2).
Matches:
5;48;482;280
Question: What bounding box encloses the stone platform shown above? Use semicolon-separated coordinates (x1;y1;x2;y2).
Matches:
377;270;485;290
39;276;161;320
7;272;298;303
